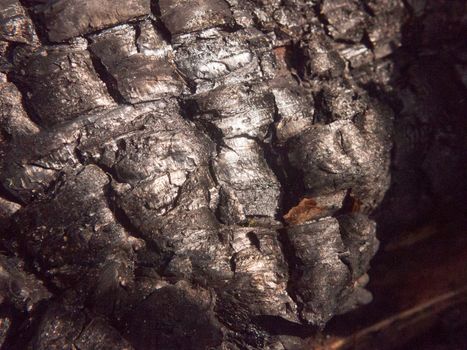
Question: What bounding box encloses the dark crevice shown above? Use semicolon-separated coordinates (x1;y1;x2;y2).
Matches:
0;182;25;207
252;315;315;338
360;1;376;17
100;178;171;276
246;231;261;251
277;227;305;324
266;82;312;223
150;1;172;44
312;0;332;37
86;49;128;105
361;30;375;52
6;73;45;129
2;220;62;299
1;299;50;350
17;0;50;45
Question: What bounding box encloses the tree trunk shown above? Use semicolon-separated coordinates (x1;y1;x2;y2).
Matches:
0;0;465;349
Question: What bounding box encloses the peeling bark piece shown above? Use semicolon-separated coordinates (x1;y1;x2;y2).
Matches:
0;0;38;44
159;0;232;35
191;83;275;138
16;42;114;126
41;0;151;42
283;198;323;225
214;137;280;221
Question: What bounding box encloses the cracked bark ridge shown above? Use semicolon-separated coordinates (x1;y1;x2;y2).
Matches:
1;0;464;348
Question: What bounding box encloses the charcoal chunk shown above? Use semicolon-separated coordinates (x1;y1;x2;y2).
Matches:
173;29;263;92
191;83;275;138
214;137;280;221
0;80;40;138
89;25;184;103
286;215;379;325
0;0;38;44
14;41;114;126
286;218;350;325
11;166;138;293
288;108;392;208
320;0;367;42
0;255;51;312
159;0;232;35
41;0;151;42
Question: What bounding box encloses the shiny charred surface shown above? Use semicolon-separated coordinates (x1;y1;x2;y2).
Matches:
0;0;465;349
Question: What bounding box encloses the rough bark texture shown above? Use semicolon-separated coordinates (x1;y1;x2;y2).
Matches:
0;0;465;349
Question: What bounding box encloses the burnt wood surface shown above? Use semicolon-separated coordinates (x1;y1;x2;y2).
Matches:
0;0;466;349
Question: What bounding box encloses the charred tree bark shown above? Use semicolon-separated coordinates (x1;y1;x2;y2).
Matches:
0;0;465;349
